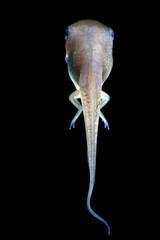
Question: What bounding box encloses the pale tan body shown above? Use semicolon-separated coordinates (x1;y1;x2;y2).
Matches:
65;20;114;235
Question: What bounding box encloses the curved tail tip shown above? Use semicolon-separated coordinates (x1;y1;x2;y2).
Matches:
87;201;110;236
104;220;110;236
108;227;110;236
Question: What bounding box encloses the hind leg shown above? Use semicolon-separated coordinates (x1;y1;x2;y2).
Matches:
69;90;82;129
100;91;110;130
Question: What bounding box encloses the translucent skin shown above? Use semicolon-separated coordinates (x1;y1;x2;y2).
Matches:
65;20;114;235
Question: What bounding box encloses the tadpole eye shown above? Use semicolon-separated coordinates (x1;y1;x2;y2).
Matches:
111;30;114;40
110;29;114;40
65;55;68;63
65;27;69;40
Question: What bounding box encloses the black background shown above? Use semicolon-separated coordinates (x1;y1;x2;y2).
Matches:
6;2;160;240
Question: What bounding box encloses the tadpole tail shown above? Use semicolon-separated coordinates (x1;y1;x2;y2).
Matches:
87;182;110;236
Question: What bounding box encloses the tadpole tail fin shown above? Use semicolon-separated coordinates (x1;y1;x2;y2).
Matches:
80;69;110;236
87;183;110;236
